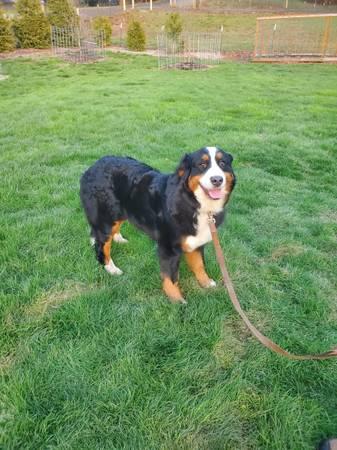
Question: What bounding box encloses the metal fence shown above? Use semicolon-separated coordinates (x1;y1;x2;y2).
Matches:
254;13;337;61
77;6;119;18
197;0;337;12
76;0;337;13
51;25;106;63
157;32;222;69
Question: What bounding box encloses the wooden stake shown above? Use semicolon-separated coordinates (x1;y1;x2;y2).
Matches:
321;16;332;57
254;18;260;57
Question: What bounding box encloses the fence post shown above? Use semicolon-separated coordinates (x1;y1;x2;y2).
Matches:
119;22;123;48
321;16;332;57
254;18;260;57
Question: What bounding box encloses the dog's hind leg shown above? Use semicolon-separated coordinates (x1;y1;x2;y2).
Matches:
94;222;124;276
89;228;96;247
112;220;128;244
158;244;185;304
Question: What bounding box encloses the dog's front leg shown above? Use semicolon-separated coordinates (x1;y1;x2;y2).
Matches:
184;246;216;288
158;245;185;304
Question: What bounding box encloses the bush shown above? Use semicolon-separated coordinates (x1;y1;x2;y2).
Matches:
92;16;112;47
0;9;15;52
47;0;78;28
165;12;183;40
13;0;50;48
127;20;146;52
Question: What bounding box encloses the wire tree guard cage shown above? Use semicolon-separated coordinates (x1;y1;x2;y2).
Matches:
254;14;337;62
51;25;106;63
157;32;222;70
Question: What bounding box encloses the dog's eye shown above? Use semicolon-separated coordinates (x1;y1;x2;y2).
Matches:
219;160;226;169
199;162;207;170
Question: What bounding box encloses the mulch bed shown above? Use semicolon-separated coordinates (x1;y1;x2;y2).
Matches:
0;47;252;61
0;48;53;60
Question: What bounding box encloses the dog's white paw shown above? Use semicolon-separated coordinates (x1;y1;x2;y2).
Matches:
105;260;123;276
113;233;128;244
205;279;217;288
90;237;96;246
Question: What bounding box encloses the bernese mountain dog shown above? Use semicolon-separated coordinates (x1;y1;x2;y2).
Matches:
80;146;236;303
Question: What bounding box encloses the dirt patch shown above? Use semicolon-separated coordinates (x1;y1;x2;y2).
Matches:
0;46;252;61
0;48;53;60
213;319;248;368
320;211;337;223
221;50;252;60
271;243;305;260
0;354;15;374
26;281;95;319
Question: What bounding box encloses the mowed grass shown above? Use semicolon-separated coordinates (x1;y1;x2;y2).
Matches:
1;55;337;449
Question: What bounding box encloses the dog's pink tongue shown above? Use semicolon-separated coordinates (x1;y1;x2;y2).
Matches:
208;189;222;200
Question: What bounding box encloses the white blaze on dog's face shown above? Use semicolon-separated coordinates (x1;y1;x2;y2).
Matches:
185;146;235;212
199;147;227;199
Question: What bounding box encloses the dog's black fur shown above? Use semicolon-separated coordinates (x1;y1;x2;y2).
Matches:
80;147;235;302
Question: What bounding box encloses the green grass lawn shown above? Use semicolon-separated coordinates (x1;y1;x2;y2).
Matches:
1;54;337;449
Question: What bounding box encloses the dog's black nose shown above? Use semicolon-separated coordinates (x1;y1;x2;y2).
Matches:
210;176;223;187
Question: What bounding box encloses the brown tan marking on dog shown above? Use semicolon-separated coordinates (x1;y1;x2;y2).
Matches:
188;174;203;192
102;221;124;264
225;172;235;195
185;250;213;288
162;276;184;303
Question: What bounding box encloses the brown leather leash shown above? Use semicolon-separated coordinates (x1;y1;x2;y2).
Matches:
208;214;337;361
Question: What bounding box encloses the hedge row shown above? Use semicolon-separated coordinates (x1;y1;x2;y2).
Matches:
1;2;172;53
0;0;77;51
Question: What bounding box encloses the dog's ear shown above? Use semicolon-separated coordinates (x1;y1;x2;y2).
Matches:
226;152;233;164
176;153;191;182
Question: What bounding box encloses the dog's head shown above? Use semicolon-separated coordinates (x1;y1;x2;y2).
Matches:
177;146;236;207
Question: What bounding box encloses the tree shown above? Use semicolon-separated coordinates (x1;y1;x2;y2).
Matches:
0;9;15;52
92;16;112;47
165;12;183;40
13;0;50;48
47;0;78;28
127;20;146;52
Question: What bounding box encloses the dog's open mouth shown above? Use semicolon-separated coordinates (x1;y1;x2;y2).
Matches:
199;184;223;200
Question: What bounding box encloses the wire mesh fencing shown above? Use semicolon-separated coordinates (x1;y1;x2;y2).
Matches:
254;13;337;61
197;0;337;13
157;32;222;69
51;25;106;63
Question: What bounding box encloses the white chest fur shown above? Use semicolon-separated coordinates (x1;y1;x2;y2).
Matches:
184;185;223;253
184;147;227;253
184;212;212;252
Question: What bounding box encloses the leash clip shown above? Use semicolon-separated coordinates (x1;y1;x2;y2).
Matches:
207;212;216;224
